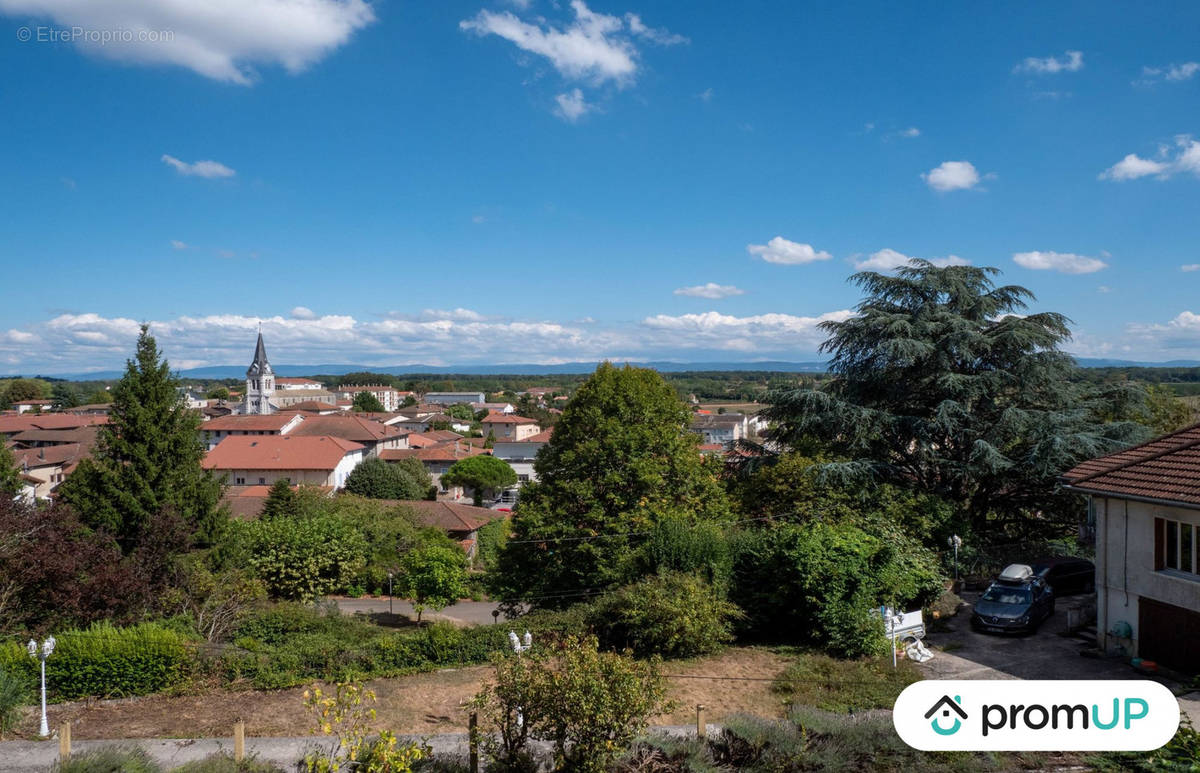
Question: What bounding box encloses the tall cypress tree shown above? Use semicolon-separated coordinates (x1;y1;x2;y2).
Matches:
0;442;20;499
60;325;225;550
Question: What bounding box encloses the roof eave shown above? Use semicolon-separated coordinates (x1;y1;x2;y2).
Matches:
1060;483;1200;512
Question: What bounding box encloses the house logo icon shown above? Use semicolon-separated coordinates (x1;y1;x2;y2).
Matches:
925;694;967;735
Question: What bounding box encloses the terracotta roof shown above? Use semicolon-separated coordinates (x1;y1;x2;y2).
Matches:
203;435;364;471
1061;422;1200;507
221;483;334;519
0;414;108;434
201;414;300;432
14;399;53;406
12;442;91;471
282;401;343;412
507;428;553;444
285;415;403;443
9;426;100;447
379;442;489;463
379;499;506;533
480;412;537;425
276;378;322;386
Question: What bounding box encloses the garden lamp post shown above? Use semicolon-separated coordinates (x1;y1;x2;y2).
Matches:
27;636;55;737
508;631;532;728
948;534;963;580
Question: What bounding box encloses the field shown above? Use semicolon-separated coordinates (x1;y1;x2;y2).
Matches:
16;648;792;740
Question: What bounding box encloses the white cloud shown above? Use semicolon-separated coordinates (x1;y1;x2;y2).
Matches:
553;88;592;122
1139;62;1200;85
1013;250;1108;274
1182;264;1200;272
639;310;854;352
852;248;970;272
673;283;745;299
1100;136;1200;181
898;127;920;138
1097;286;1112;293
290;306;317;320
471;214;487;224
697;87;713;102
1099;153;1169;181
170;240;188;250
1014;50;1083;74
747;236;832;265
624;13;687;45
460;1;640;86
0;304;862;372
161;154;235;178
922;160;984;192
0;0;375;85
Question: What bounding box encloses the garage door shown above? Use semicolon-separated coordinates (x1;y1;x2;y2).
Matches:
1139;597;1200;674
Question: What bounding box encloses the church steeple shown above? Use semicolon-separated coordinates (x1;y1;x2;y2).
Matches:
244;328;275;414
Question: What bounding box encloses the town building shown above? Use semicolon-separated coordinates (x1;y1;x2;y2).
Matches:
202;434;365;488
334;385;402;411
1062;423;1200;674
479;412;541;442
424;391;486;405
275;378;324;390
491;428;552;485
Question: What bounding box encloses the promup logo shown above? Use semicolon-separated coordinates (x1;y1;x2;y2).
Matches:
925;694;967;735
894;680;1179;751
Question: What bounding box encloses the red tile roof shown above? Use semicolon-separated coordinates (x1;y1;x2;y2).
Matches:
11;442;92;471
285;415;403;443
379;442;489;463
1062;422;1200;507
203;435;363;471
389;500;506;532
221;483;334;519
0;414;108;434
202;414;300;432
276;378;322;386
481;412;538;425
282;401;343;412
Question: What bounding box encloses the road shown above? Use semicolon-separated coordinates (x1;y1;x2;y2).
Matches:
329;596;514;626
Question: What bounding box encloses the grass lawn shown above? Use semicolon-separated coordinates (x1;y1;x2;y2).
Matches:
770;650;920;713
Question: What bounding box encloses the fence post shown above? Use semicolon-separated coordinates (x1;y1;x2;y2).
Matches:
696;704;706;740
234;720;245;762
468;712;479;773
59;722;71;761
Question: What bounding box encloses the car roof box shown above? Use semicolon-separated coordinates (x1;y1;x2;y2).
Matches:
998;563;1034;583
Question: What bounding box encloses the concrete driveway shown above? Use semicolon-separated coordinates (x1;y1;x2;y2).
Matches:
920;590;1200;726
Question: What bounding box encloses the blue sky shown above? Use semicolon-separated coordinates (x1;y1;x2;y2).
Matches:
0;0;1198;374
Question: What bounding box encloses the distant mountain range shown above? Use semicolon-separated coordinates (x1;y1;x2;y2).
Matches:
21;356;1200;382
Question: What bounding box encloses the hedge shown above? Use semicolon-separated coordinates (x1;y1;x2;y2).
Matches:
0;622;192;700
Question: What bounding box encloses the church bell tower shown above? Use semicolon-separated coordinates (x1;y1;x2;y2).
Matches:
244;330;275;415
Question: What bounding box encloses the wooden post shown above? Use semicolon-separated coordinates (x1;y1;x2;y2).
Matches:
58;722;71;761
233;720;245;762
696;704;706;740
468;712;479;773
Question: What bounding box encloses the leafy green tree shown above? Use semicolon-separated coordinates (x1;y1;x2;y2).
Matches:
351;391;386;413
85;388;113;405
2;378;48;405
589;572;741;659
51;382;81;410
1141;384;1193;435
400;394;418;408
729;520;943;657
441;455;516;506
398;544;467;621
493;363;731;606
762;262;1149;535
58;325;225;550
343;458;426;500
0;443;19;500
239;514;367;600
205;386;230;401
443;403;476;422
260;479;296;520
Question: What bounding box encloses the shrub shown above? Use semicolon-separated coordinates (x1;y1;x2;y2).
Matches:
772;652;920;713
589;572;741;659
50;745;160;773
474;518;510;572
172;753;285;773
0;666;29;738
440;455;516;506
240;515;367;600
344;458;427;500
633;517;732;589
0;621;193;700
730;521;943;657
473;635;668;773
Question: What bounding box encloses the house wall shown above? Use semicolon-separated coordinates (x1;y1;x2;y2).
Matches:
214;450;364;489
492;441;546;484
1094;496;1200;658
483;422;540;441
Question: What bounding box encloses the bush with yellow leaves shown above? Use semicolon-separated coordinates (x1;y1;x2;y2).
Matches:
301;682;424;772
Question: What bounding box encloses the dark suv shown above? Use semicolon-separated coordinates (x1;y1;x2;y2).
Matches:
1031;556;1095;595
970;564;1055;634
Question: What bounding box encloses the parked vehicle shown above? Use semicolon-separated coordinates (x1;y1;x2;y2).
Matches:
1031;556;1095;595
970;564;1055;634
